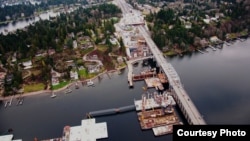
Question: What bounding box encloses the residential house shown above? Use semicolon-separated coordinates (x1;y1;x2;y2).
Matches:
73;40;78;49
117;56;124;65
89;54;98;60
51;69;61;86
48;49;56;56
65;60;75;68
35;50;46;57
11;53;17;62
0;72;6;87
87;64;101;74
200;38;209;47
70;71;78;80
22;60;32;70
210;36;220;43
5;74;14;85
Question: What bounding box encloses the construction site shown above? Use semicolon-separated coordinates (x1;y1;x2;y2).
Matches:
134;91;183;136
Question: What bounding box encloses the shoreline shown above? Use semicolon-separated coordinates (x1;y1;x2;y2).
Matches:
1;37;249;101
0;68;126;101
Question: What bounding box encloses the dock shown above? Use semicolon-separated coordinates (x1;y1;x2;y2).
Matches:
224;41;231;46
152;125;173;136
4;95;14;108
152;122;183;136
208;45;217;51
16;96;24;105
127;59;134;88
197;49;205;54
9;95;13;106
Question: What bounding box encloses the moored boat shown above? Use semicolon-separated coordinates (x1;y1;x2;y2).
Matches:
51;92;57;98
87;80;95;87
64;88;72;94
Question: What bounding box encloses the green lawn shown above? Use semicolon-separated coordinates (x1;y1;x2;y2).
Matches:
51;81;70;90
24;83;45;93
81;47;94;54
78;69;87;78
78;69;99;79
164;50;177;56
97;45;108;52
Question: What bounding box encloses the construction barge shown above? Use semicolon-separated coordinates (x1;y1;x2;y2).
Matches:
134;91;182;136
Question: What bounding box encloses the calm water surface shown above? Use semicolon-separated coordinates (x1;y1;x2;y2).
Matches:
168;39;250;124
0;39;250;141
0;11;60;35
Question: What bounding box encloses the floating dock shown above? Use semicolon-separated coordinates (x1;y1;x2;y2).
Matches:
88;105;135;117
208;45;217;51
42;118;108;141
197;49;205;54
152;125;173;136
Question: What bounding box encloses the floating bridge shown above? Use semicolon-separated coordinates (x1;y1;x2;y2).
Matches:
138;26;206;125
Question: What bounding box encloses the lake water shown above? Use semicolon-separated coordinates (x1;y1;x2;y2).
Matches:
0;38;250;141
0;10;60;35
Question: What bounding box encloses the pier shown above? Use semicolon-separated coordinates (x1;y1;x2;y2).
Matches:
197;49;205;54
4;95;14;108
208;45;217;51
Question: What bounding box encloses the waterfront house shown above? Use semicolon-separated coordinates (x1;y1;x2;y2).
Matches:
70;71;79;80
35;50;47;57
87;64;101;74
5;74;13;85
11;54;17;63
0;72;6;86
51;69;61;86
210;36;220;43
200;38;209;48
117;56;124;65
